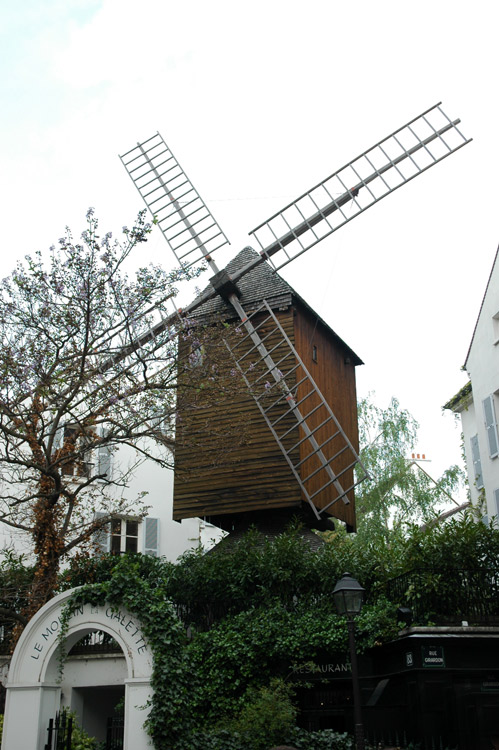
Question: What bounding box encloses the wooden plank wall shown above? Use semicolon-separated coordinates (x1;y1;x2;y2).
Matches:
173;309;302;520
293;304;359;529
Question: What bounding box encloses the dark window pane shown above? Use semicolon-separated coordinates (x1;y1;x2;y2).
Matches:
111;535;121;554
126;520;138;537
125;536;138;553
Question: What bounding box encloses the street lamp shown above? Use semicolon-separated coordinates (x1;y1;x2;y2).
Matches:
333;572;365;750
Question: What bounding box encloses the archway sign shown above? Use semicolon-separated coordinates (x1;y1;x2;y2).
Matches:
1;588;153;750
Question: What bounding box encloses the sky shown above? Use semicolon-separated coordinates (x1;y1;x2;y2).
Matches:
1;0;497;501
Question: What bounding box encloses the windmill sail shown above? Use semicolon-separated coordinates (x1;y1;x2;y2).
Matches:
120;133;231;268
226;299;368;516
248;103;471;271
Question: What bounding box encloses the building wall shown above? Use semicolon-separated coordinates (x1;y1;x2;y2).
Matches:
0;438;222;562
463;250;499;521
459;398;482;507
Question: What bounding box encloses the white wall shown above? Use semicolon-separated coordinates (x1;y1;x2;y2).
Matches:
460;249;499;520
0;437;223;562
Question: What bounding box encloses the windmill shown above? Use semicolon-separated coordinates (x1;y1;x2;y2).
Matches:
119;102;471;532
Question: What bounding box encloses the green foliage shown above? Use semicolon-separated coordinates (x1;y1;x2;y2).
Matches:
355;394;465;542
64;710;97;750
176;727;355;750
224;677;297;749
167;525;398;629
0;550;34;618
61;531;401;748
403;512;499;571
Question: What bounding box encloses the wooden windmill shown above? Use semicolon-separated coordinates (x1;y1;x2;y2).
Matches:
119;103;470;533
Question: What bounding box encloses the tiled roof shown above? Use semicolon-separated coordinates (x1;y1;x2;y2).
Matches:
192;246;292;319
191;246;363;365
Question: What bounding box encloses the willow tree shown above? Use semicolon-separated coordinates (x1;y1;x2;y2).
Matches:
0;209;242;622
355;394;465;541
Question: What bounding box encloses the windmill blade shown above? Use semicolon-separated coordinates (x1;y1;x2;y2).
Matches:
120;133;231;268
249;103;471;271
226;299;369;517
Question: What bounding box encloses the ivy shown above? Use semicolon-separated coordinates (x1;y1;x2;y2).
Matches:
63;554;196;749
59;531;400;748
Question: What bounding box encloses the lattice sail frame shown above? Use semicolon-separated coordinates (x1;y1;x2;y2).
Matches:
225;301;369;517
249;103;471;271
120;133;231;268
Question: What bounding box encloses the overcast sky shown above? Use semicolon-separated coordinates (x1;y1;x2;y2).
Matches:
1;0;497;498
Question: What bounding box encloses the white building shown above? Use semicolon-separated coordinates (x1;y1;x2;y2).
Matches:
446;246;499;521
0;436;223;563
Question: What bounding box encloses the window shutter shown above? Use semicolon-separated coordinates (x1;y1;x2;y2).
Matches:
144;517;159;556
93;512;110;554
53;426;64;452
494;488;499;517
470;435;484;490
483;395;499;458
98;432;112;478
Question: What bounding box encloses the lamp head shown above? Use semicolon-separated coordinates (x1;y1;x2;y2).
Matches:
333;572;365;618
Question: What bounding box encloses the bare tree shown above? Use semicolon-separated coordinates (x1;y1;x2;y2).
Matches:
0;209;242;622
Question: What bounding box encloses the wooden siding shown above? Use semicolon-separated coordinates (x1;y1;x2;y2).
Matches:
173;309;302;520
293;304;359;529
173;302;359;530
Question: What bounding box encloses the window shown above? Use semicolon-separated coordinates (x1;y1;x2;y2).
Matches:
189;342;205;367
110;518;139;554
483;395;499;458
493;311;499;345
93;514;159;556
312;345;318;363
470;434;484;490
56;425;111;480
60;425;93;478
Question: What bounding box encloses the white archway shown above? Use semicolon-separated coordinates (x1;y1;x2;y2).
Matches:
1;588;153;750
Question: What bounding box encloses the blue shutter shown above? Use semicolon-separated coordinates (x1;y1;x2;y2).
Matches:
98;431;112;478
93;512;110;554
483;396;499;459
470;435;484;490
144;518;159;556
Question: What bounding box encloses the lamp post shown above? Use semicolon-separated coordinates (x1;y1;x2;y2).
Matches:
333;572;365;750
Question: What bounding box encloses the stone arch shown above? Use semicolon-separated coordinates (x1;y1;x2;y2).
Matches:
1;588;153;750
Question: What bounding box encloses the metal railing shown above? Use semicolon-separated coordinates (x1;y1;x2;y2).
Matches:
68;629;121;655
387;568;499;625
45;710;73;750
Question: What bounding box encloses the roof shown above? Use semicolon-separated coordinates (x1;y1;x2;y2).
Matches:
443;381;472;413
208;524;326;555
464;245;499;369
191;246;363;365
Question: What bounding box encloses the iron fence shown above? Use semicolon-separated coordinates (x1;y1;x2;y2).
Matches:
386;568;499;625
69;629;121;655
106;715;124;750
45;710;73;750
365;728;452;749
